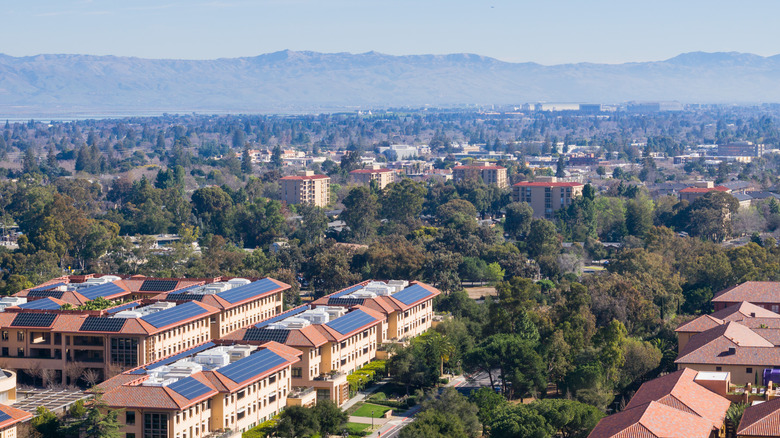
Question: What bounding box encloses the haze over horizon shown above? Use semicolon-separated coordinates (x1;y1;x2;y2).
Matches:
3;0;779;65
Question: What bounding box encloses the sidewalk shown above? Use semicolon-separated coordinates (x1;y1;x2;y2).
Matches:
341;377;391;411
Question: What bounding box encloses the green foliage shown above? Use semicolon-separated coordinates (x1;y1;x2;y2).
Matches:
32;406;59;438
400;388;481;438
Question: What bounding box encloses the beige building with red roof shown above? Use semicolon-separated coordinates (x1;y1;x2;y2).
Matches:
0;276;290;386
280;171;330;207
588;368;730;438
679;181;731;203
97;341;301;438
712;282;780;312
349;167;395;189
676;302;780;352
738;397;780;437
512;177;584;218
452;165;508;188
0;403;33;438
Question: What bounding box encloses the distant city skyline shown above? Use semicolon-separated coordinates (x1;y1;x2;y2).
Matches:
1;0;779;65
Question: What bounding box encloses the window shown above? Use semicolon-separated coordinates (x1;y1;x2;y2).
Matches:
127;434;136;438
17;332;24;342
716;367;722;371
1;331;7;341
144;413;168;438
127;411;136;425
291;367;302;378
1;348;6;356
747;368;753;374
17;348;23;357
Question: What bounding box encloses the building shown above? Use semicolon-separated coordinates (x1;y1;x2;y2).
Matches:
452;165;508;188
678;182;731;203
718;141;765;158
588;368;730;438
711;282;780;312
0;404;32;438
377;145;419;160
676;301;780;353
349;167;396;189
737;397;780;437
97;341;301;438
280;171;330;207
312;281;440;341
0;276;289;385
512;177;584;219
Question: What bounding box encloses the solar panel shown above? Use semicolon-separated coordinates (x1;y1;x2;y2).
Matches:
18;298;62;310
217;278;281;304
30;282;66;292
167;376;213;400
330;284;364;298
392;284;433;306
141;302;208;329
327;297;366;307
139;279;179;292
165;293;205;302
11;313;56;327
326;309;377;335
217;349;288;384
243;328;291;343
145;342;216;371
255;306;309;329
107;302;140;314
27;290;65;299
79;283;125;300
80;316;127;332
0;410;11;423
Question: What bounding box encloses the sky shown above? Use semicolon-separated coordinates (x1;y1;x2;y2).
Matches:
2;0;779;65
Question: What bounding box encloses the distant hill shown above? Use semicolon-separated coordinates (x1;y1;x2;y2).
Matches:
1;50;780;116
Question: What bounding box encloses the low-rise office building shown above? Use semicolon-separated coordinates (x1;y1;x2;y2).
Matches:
98;341;301;438
452;165;508;188
512;178;584;219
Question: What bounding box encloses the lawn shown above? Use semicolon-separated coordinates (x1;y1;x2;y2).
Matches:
346;422;372;437
352;403;392;418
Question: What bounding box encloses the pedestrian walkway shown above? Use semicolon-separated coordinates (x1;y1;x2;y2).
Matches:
341;377;391;411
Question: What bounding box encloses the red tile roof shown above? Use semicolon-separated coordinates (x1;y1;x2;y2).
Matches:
676;321;780;367
679;186;730;193
280;174;330;180
713;282;780;305
452;165;505;170
0;404;33;429
350;169;393;174
513;181;583;187
737;397;780;436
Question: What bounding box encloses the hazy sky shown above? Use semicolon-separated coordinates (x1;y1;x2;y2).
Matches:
2;0;779;64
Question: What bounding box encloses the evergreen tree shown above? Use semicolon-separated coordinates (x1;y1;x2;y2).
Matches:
241;148;253;174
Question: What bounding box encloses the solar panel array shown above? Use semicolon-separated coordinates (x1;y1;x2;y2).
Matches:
30;282;66;292
27;290;65;299
80;316;127;332
165;293;205;302
79;283;125;300
18;298;61;310
141;302;208;329
107;302;140;314
142;342;216;372
255;306;309;329
327;297;366;307
167;376;213;400
330;284;364;299
217;349;288;384
217;278;281;304
392;284;433;306
243;328;291;343
0;410;11;423
325;309;376;335
11;313;56;327
139;279;179;292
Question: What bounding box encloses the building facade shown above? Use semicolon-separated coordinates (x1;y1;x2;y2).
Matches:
678;182;731;203
512;178;584;218
349;168;396;189
280;172;330;207
452;165;508;188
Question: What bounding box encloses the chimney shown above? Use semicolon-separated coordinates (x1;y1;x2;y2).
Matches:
728;347;736;355
751;312;756;317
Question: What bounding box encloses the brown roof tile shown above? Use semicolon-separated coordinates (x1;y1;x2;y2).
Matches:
713;282;780;305
737;396;780;436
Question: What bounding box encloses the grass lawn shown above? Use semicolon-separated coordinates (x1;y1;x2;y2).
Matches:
346;422;372;437
352;403;392;418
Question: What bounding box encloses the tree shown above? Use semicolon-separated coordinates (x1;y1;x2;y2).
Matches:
470;387;507;435
341;186;379;242
464;334;545;400
504;202;534;239
532;399;603;438
526;219;560;258
191;186;233;235
401;388;481;438
488;404;554;438
81;395;122;438
31;407;59;438
556;156;566;178
625;194;653;237
271;145;283;168
380;179;427;223
274;405;318;438
437;199;478;230
295;204;328;244
312;400;347;435
241;148;253;174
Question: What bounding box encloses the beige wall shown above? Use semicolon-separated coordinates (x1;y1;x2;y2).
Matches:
512;185;583;219
0;425;17;438
351;172;395;189
388;301;434;340
281;178;330;207
677;363;765;386
453;168;508;189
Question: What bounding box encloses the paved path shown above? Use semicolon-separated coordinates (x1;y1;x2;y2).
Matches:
341;378;391;411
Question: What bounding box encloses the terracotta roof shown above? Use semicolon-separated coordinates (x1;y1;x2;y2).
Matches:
713;282;780;305
350;169;393;174
588;401;715;438
452;165;505;170
737;397;780;436
280;174;330;180
711;301;780;320
513;181;583;187
676;321;780;367
679;186;730;193
0;403;33;429
311;280;440;313
676;314;724;333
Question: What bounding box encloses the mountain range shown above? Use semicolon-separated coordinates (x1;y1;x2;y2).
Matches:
1;50;780;116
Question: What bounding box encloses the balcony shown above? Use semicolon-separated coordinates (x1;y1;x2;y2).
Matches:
313;371;345;382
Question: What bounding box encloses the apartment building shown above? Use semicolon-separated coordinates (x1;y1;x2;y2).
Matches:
349;168;396;189
588;368;730;438
98;341;301;438
312;280;440;341
711;282;780;312
0;404;32;438
452;165;508;188
223;305;386;406
279;171;330;207
676;302;779;352
0;277;289;385
511;177;584;219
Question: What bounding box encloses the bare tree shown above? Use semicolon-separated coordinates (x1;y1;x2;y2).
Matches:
81;369;101;388
24;361;43;386
65;363;85;386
